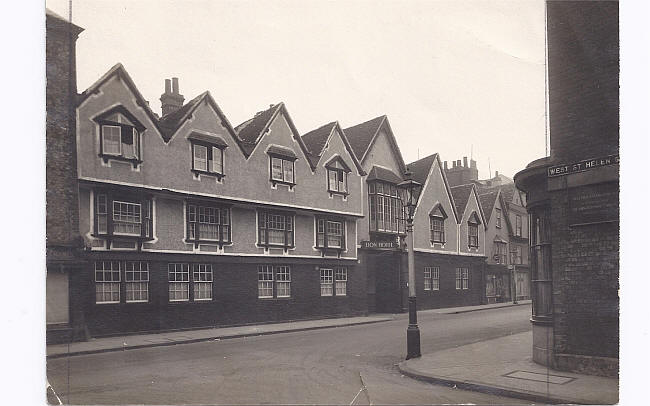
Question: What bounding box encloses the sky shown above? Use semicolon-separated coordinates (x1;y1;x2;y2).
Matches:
46;0;547;179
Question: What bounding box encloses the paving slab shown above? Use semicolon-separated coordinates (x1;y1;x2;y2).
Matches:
399;331;618;405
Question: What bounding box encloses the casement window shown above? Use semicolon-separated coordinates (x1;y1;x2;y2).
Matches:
192;144;224;177
368;181;404;234
186;202;231;246
494;242;508;264
515;214;523;237
169;263;190;302
95;261;149;304
468;223;479;247
270;156;295;185
325;157;351;195
95;261;122;304
495;208;502;228
168;263;213;302
94;191;153;242
316;218;345;249
320;268;333;296
193;264;213;301
258;265;291;298
258;211;294;248
125;261;149;303
456;268;469;290
424;266;439;291
327;168;348;194
335;267;347;296
95;107;145;167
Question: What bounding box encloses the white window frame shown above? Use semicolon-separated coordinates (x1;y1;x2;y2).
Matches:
193;264;213;301
335;267;347;296
432;267;440;290
102;125;122;156
430;216;445;243
271;156;294;184
327;168;348;193
276;266;291;298
462;268;469;290
125;261;149;303
95;261;122;304
424;267;432;291
455;268;462;290
168;263;190;302
112;200;142;236
320;268;333;296
193;144;208;171
258;265;274;298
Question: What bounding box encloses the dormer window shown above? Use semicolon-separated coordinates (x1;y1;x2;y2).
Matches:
325;156;351;196
188;132;227;180
267;145;297;187
94;106;145;168
429;204;448;244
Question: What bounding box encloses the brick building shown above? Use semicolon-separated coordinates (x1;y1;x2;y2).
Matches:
46;9;86;343
514;0;619;377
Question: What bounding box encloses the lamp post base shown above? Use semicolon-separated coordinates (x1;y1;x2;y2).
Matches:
406;296;421;360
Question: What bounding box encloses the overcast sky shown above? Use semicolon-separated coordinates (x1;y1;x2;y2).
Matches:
47;0;547;179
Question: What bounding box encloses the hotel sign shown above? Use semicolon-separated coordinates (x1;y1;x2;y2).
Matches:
361;240;398;249
547;154;619;178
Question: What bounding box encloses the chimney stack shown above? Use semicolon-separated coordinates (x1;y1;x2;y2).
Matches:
444;161;448;170
463;157;468;167
160;77;185;116
470;159;477;169
495;170;499;177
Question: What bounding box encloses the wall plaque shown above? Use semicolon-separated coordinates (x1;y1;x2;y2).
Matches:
361;240;398;249
568;182;619;226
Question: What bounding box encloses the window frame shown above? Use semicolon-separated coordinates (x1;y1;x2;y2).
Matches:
186;201;231;248
515;214;523;237
368;181;404;235
125;261;149;303
315;217;346;251
257;210;295;249
98;123;143;168
320;268;334;296
191;141;225;179
168;263;190;302
494;241;508;264
429;216;445;244
192;264;214;301
335;267;348;296
93;189;153;246
269;154;296;187
423;266;440;291
495;208;502;229
257;265;292;299
456;267;469;290
95;261;122;304
95;261;150;304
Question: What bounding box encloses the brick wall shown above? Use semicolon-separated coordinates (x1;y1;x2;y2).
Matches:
78;254;366;336
549;187;619;358
46;15;83;255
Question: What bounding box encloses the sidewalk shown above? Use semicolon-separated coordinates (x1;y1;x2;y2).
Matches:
47;315;393;359
47;301;530;359
399;331;618;405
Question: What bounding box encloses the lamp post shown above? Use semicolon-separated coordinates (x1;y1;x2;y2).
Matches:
398;168;423;360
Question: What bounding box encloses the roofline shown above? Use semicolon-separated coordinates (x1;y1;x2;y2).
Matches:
411;153;460;224
359;115;407;175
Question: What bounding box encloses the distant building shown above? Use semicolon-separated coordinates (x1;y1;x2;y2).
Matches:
45;9;86;344
443;157;477;187
514;0;619;377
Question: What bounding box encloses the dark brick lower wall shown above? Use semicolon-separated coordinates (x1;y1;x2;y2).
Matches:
76;253;366;337
550;182;619;359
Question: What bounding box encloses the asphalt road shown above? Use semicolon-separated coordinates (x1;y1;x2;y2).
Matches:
47;305;533;405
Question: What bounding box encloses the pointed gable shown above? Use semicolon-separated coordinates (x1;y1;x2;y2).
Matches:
408;153;460;224
343;115;406;174
301;122;364;175
235;103;313;168
450;184;474;220
478;190;499;223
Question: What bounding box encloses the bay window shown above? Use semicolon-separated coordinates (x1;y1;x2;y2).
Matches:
94;190;153;243
316;218;346;250
368;181;404;234
186;202;231;246
258;211;294;248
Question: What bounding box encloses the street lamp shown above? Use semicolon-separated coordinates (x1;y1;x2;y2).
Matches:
397;168;423;360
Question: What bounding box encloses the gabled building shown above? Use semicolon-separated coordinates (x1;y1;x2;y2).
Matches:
73;63;366;336
343;115;408;313
408;155;487;309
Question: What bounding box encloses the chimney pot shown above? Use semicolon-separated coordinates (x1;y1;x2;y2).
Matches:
172;77;179;94
495;170;499;177
165;79;171;94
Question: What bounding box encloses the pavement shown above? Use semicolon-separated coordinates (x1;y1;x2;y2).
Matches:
399;330;619;405
47;300;529;359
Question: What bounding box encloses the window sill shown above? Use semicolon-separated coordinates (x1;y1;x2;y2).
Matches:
270;179;296;189
258;297;293;301
257;244;295;251
99;153;142;168
191;169;225;180
328;190;349;198
430;240;446;245
187;239;232;249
